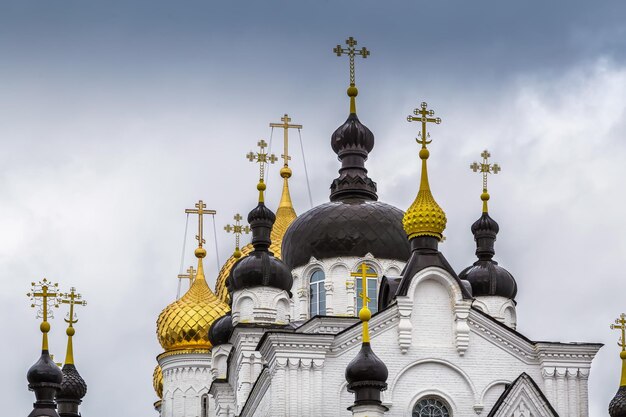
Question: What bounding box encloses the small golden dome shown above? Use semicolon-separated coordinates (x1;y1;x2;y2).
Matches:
157;257;229;352
153;365;163;399
403;147;447;240
215;243;254;304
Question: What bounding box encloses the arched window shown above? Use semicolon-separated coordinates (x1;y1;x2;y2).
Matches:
200;394;208;417
413;397;451;417
309;270;326;317
355;266;378;314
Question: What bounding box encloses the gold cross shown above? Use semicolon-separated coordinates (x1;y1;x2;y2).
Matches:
333;36;370;87
225;213;251;255
27;278;61;351
60;287;87;328
269;114;303;167
350;264;377;309
470;150;501;193
611;313;626;351
177;266;197;290
185;200;216;248
247;139;277;182
407;102;442;148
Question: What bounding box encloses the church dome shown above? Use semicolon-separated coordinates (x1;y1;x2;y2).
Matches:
57;364;88;401
208;312;234;346
345;342;388;389
282;200;410;269
27;351;63;388
282;111;410;269
157;248;230;352
459;212;517;299
610;386;626;417
153;365;163;399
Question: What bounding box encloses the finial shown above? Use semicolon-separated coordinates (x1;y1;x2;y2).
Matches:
247;139;277;203
177;265;197;293
59;287;86;366
185;201;216;257
403;102;447;240
269;113;302;171
470;150;501;213
611;313;626;386
350;263;377;343
334;36;370;114
224;213;251;259
28;278;61;352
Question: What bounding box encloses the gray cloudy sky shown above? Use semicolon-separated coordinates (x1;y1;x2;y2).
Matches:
1;1;626;416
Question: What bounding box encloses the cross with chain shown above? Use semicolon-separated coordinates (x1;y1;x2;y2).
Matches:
611;313;626;352
333;36;370;87
269;114;303;168
225;213;251;257
177;265;197;292
185;200;216;248
27;278;61;351
246;139;277;182
470;150;501;193
407;102;442;148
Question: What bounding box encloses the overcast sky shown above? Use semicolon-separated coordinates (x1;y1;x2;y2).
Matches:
2;1;626;416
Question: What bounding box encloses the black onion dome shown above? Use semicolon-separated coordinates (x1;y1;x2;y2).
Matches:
459;212;517;299
610;386;626;417
230;201;293;293
57;364;87;401
208;312;234;346
27;352;63;388
282;200;411;269
345;342;388;405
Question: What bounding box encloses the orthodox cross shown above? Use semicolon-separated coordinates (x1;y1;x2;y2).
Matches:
333;36;370;87
177;265;197;292
269;114;302;167
350;263;377;343
470;150;501;193
407;102;441;148
247;139;277;182
60;287;87;329
225;213;251;254
27;278;61;350
611;313;626;352
185;200;216;248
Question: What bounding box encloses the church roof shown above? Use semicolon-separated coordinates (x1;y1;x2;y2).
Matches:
488;373;558;417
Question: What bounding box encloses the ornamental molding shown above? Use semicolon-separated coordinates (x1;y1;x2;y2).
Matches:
257;332;335;368
238;367;271;417
534;342;602;368
295;316;359;335
329;304;398;355
158;351;213;370
467;308;538;365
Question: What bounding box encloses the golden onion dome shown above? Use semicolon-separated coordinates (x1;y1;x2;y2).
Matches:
403;147;447;240
215;167;297;303
157;248;230;352
152;365;163;399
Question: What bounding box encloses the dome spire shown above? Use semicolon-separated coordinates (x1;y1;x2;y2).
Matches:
246;139;277;204
345;263;388;416
269;113;300;258
402;102;446;240
56;287;88;417
333;36;370;114
26;278;63;417
609;313;626;416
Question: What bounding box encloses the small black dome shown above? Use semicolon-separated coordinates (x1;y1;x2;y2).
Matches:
230;201;293;293
27;352;63;387
57;364;87;401
345;342;388;405
610;386;626;417
459;212;517;299
282;200;410;269
208;312;234;346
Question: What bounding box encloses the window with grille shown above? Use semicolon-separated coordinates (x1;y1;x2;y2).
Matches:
309;270;326;316
412;397;451;417
355;266;378;314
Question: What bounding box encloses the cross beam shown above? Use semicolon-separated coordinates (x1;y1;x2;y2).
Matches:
611;313;626;351
27;278;61;351
225;213;251;254
470;149;501;192
407;102;441;148
185;200;216;248
269;114;302;167
177;265;197;292
333;36;370;87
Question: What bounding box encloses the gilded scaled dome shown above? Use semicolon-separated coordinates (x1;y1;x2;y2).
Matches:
153;365;163;399
157;251;230;352
403;148;447;240
215;243;254;304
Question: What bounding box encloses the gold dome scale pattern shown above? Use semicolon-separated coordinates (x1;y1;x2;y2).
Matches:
153;364;163;399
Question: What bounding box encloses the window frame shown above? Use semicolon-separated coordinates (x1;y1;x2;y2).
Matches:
412;396;452;417
308;269;326;317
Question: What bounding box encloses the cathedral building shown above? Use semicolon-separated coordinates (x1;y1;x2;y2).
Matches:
149;38;607;417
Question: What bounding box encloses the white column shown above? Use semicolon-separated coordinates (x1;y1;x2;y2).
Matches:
272;359;287;417
301;359;312;417
567;368;579;417
297;288;308;320
578;369;590;417
288;359;299;416
312;359;324;411
555;367;567;417
346;279;356;316
324;282;334;315
542;367;556;408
